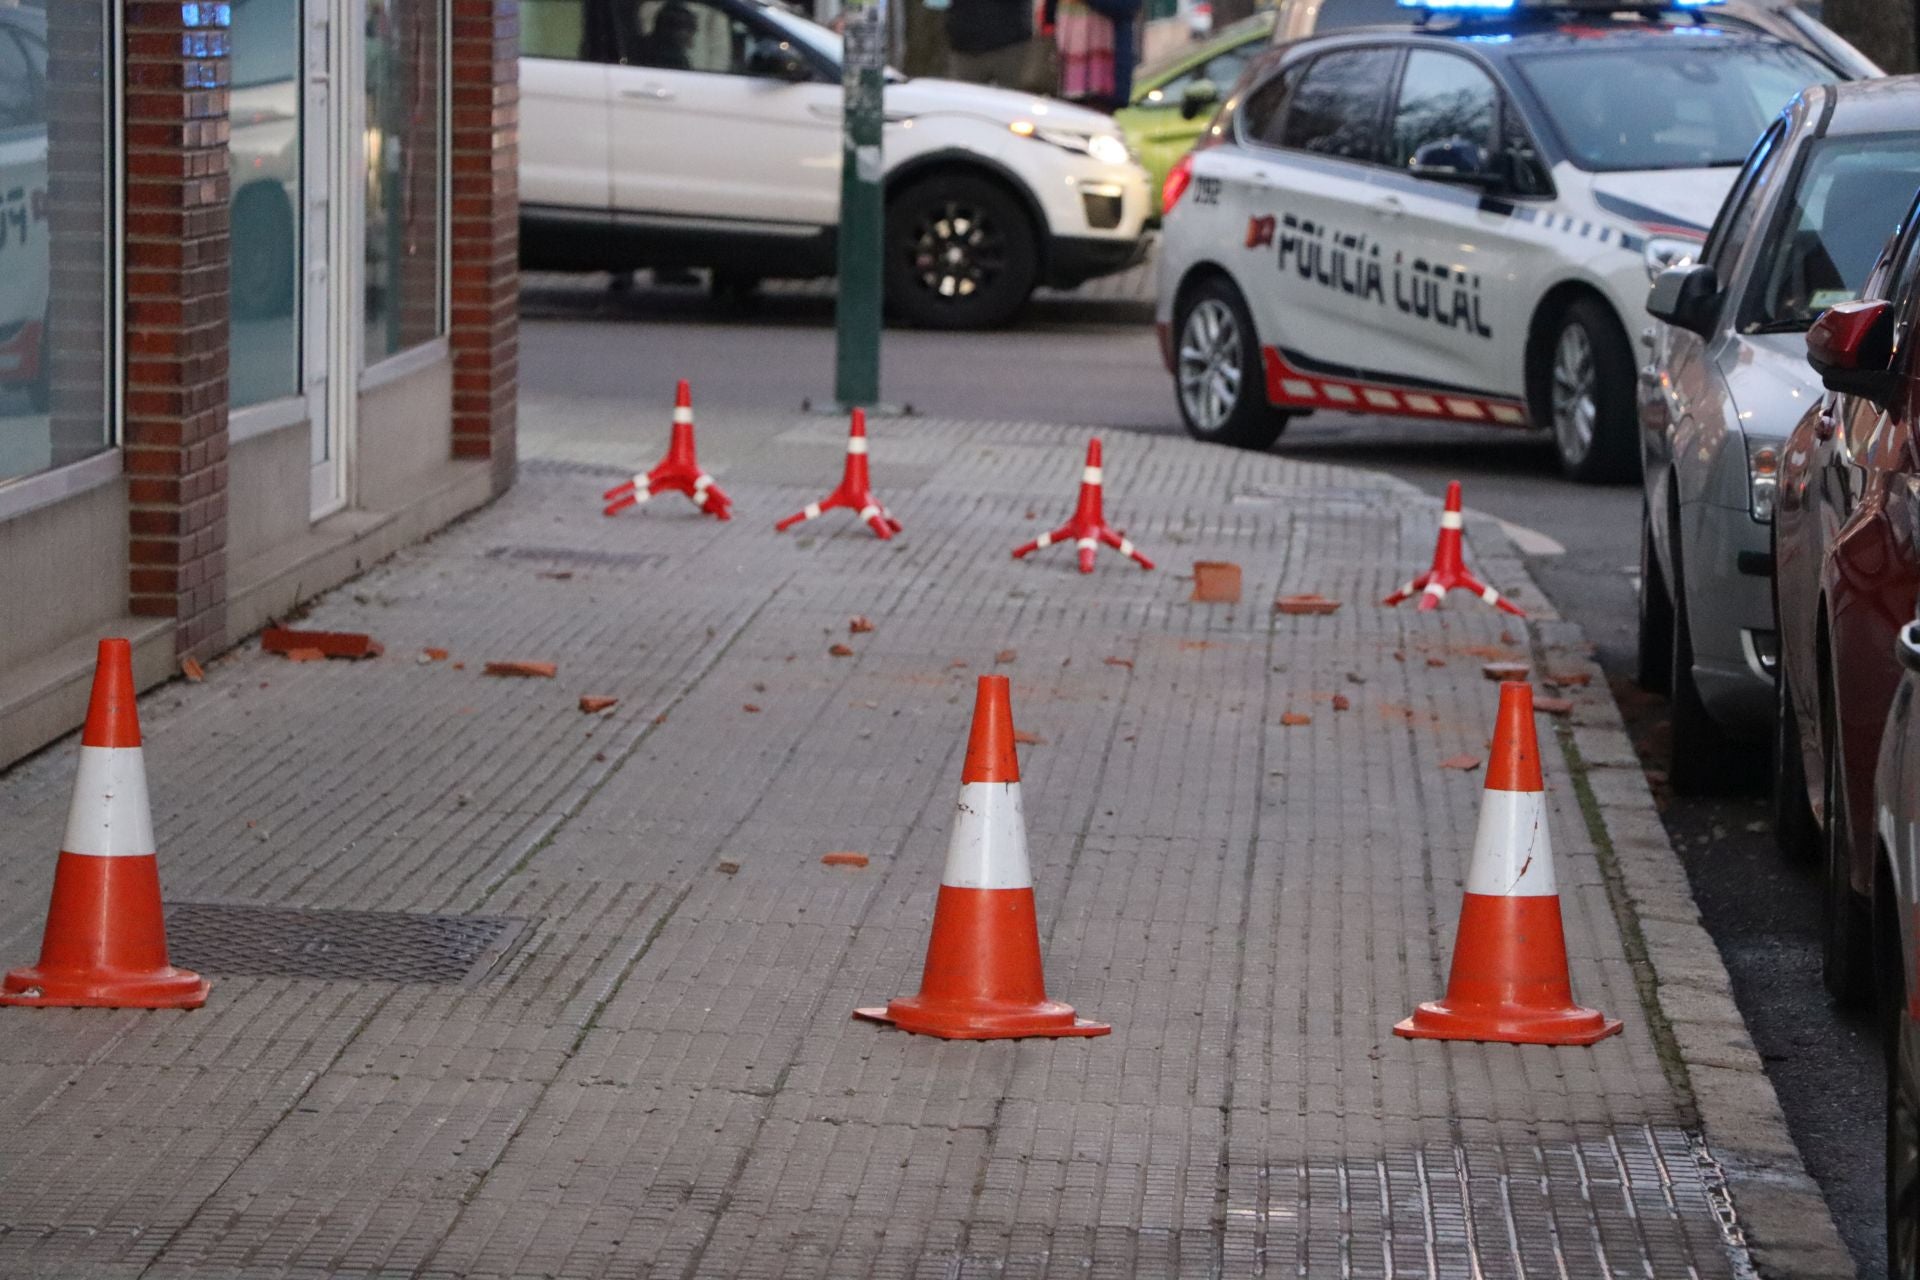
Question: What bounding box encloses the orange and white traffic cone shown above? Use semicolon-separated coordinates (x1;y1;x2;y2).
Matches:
602;379;733;520
1;639;208;1009
774;408;902;540
1011;437;1154;573
856;675;1108;1039
1395;682;1617;1045
1382;481;1525;616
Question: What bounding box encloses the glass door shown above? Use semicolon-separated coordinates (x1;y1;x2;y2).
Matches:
307;0;350;517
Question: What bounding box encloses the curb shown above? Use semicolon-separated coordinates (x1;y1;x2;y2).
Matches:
1450;500;1857;1278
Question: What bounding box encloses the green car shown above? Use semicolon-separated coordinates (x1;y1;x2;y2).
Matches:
1114;12;1274;218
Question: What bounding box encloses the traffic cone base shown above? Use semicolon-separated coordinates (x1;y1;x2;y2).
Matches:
855;676;1107;1040
1383;481;1525;616
1;856;207;1008
2;638;207;1010
1393;895;1619;1045
854;888;1108;1039
776;409;900;539
602;381;732;520
1012;438;1154;573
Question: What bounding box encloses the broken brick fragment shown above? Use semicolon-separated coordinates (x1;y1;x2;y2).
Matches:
743;704;762;713
1440;754;1482;771
262;627;383;660
285;648;326;663
1331;695;1351;711
1013;730;1043;745
995;649;1018;664
579;696;620;714
1103;656;1133;669
829;643;855;658
422;647;450;661
1281;712;1312;727
821;852;869;869
1274;594;1341;616
849;616;875;634
180;657;204;683
1426;657;1447;668
1192;561;1242;604
485;661;558;678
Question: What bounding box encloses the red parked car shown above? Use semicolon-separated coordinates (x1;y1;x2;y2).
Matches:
1775;185;1920;1006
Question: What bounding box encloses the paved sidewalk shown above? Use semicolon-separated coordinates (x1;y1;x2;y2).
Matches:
0;412;1849;1277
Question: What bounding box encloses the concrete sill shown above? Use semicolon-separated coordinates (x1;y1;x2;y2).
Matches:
0;615;174;769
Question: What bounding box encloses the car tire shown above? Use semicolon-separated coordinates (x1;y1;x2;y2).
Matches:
1893;1017;1920;1280
1773;667;1819;864
1821;675;1874;1007
884;172;1038;331
232;185;295;320
1172;276;1290;451
1534;297;1638;484
1666;532;1745;794
1636;502;1673;695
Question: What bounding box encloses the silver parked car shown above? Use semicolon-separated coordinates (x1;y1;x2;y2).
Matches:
1637;76;1920;793
1879;599;1920;1277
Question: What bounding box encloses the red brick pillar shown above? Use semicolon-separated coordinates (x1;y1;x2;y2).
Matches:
122;2;231;660
448;0;519;496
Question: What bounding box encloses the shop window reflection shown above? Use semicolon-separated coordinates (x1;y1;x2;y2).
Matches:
229;0;303;410
0;1;109;485
365;0;444;363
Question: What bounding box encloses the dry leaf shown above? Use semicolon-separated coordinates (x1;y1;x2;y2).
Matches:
1331;695;1351;711
743;703;762;713
1103;656;1133;669
849;616;875;634
828;643;855;657
579;696;620;713
180;657;205;683
1426;657;1447;668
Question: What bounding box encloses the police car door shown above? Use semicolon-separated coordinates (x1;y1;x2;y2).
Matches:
1235;45;1404;402
1368;47;1549;420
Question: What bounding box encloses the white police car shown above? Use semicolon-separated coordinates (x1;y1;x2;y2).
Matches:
1154;0;1843;480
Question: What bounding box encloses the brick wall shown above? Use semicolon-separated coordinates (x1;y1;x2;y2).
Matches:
122;0;232;660
448;0;519;495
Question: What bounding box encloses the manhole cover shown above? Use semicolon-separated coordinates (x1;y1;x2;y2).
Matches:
485;544;670;569
164;903;532;984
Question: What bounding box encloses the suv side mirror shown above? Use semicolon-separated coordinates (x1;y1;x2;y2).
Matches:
1408;138;1498;188
1807;298;1899;407
747;37;812;81
1646;263;1720;337
1180;79;1219;121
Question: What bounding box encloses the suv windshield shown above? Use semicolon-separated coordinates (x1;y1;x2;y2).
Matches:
1747;134;1920;333
1516;40;1832;172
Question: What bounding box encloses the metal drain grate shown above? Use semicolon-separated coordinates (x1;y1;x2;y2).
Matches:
164;903;532;984
485;544;670;570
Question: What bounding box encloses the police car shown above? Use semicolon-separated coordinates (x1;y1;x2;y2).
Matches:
1154;0;1844;481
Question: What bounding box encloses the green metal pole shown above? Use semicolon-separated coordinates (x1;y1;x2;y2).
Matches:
834;0;887;409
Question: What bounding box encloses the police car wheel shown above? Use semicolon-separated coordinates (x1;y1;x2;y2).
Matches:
1173;278;1288;451
884;173;1038;331
1535;298;1635;483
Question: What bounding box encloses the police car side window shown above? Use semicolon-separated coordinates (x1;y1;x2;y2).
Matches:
1238;63;1301;149
1390;50;1496;171
1278;48;1397;163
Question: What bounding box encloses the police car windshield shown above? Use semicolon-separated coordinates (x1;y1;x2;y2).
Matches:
1748;134;1920;333
1515;40;1832;172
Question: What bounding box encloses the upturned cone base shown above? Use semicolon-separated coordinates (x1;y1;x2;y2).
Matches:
0;854;206;1009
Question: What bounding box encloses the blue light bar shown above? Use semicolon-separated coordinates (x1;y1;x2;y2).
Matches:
1397;0;1723;9
1396;0;1515;10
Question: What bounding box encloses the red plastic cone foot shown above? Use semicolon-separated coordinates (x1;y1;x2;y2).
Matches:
0;855;207;1009
1392;1002;1620;1046
854;1001;1109;1040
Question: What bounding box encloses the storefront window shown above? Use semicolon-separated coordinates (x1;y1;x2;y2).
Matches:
0;1;111;485
365;0;444;364
229;0;303;409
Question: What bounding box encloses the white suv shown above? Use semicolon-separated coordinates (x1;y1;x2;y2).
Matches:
519;0;1152;329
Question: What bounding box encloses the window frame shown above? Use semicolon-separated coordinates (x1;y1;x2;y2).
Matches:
1384;45;1503;177
1242;42;1404;167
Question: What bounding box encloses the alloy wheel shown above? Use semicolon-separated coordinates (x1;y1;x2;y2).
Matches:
1178;298;1243;433
906;201;1006;302
1550;322;1597;466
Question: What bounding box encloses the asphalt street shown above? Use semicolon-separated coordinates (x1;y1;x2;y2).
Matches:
521;280;1885;1275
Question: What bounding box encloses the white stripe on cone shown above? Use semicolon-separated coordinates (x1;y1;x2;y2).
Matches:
61;746;156;859
1440;510;1464;530
673;407;692;424
942;781;1032;890
1083;466;1102;485
1463;788;1555;897
847;437;868;455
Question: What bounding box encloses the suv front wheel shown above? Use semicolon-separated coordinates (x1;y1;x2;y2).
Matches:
884;172;1038;330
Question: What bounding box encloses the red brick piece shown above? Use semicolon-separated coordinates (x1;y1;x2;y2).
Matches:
1281;712;1312;726
849;616;875;634
579;696;619;713
1192;561;1242;604
262;628;384;660
821;852;869;868
484;661;558;678
1274;594;1341;616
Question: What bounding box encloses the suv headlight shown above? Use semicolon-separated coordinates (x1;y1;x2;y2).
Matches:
1747;443;1779;523
1010;121;1132;166
1644;235;1700;282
